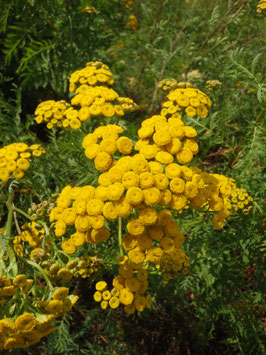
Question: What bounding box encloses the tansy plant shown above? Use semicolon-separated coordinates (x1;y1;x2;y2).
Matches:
0;62;253;350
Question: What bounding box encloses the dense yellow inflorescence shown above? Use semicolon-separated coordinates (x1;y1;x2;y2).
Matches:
0;143;45;182
1;60;254;342
34;62;138;129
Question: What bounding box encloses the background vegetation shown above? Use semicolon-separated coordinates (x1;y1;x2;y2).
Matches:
0;0;265;354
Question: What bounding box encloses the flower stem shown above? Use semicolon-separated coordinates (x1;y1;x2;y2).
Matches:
118;217;123;257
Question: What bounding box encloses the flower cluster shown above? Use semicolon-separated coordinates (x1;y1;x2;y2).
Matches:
13;222;50;258
0;273;78;350
27;200;55;221
0;143;45;182
83;124;133;170
162;87;211;118
205;80;222;91
257;0;266;14
158;79;194;92
34;62;138;130
136;114;199;165
94;258;152;314
125;15;139;31
34;100;70;129
40;255;103;282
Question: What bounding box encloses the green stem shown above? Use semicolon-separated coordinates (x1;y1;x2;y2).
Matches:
13;206;34;221
5;191;15;238
118;217;123;257
181;219;202;227
263;16;266;43
20;257;54;290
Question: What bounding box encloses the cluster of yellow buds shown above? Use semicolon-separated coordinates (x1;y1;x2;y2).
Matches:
257;0;266;14
13;222;50;258
205;80;222;91
0;143;45;182
125;15;139;31
66;256;103;278
27;200;55;221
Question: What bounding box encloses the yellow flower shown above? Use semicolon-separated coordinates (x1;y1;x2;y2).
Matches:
155;151;174;165
134;295;146;312
185;181;198;199
170;193;187;210
62;208;77;225
13;168;24;179
153;130;171;146
91;226;110;243
101;103;115;117
139;144;158;159
148;161;163;174
146;246;163;263
113;275;125;290
165;138;182;154
137;233;152;251
102;290;111;300
160;237;175;252
103;202;118;220
109;296;120;309
116;136;133;154
125;277;141;292
143;187;161;206
184;126;197;138
122;171;139;188
138;125;154;139
78;107;91;121
127;218;145;236
114;197;132;217
185;106;197;116
12;274;27;288
170;178;185;194
147;225;164;240
96;281;107;291
87;199;104;215
126;187;144;205
176;148;193;165
137;269;148;282
107;182;125;201
122;233;137;250
15;312;36;332
94;291;102;302
54;220;66;237
75;215;91;232
70;231;86;247
52;287;69;300
94;152;112;171
119;288;134;305
124;303;136;314
138;207;158;225
119;263;134;278
139;172;155;189
16;158;30;170
128;248;145;263
100;139;117;155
